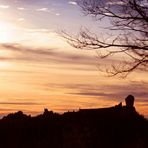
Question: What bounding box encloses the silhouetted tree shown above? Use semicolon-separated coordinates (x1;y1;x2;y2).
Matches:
63;0;148;77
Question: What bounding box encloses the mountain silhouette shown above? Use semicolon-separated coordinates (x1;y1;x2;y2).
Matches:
0;95;147;148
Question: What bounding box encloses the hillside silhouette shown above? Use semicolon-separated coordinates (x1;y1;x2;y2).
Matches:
0;95;148;148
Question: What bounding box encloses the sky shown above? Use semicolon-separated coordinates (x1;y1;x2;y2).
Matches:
0;0;147;118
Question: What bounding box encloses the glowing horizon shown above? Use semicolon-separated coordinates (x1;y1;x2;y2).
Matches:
0;0;147;118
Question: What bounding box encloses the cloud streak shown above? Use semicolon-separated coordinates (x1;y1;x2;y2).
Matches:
0;5;10;9
68;1;77;5
36;7;49;12
45;81;148;103
0;43;97;66
0;102;41;105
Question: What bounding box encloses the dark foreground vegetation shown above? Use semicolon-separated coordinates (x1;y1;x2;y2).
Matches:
0;99;148;148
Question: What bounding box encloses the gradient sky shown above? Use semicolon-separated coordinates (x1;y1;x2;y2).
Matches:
0;0;147;118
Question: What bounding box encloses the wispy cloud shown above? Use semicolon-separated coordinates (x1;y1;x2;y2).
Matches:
106;1;126;6
68;1;77;5
0;102;41;105
0;43;97;66
0;5;10;9
45;81;148;103
55;13;60;16
17;7;26;10
23;28;50;33
18;18;25;22
36;7;49;12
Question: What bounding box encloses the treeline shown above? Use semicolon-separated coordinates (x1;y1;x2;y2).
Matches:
0;106;147;148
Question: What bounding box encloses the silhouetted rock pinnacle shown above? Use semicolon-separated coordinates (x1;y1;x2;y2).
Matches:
125;94;135;108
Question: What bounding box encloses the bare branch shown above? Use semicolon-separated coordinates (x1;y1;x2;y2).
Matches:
61;0;148;77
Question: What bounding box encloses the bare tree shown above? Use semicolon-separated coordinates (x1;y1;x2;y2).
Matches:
62;0;148;77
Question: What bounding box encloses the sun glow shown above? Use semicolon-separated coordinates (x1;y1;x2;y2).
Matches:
0;21;15;43
0;61;12;69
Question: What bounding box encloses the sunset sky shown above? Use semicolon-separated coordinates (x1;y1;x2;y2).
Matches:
0;0;147;118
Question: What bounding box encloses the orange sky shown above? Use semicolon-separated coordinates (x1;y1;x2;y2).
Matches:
0;0;147;118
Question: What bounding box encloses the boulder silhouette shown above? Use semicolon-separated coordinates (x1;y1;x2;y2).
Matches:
125;95;135;108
